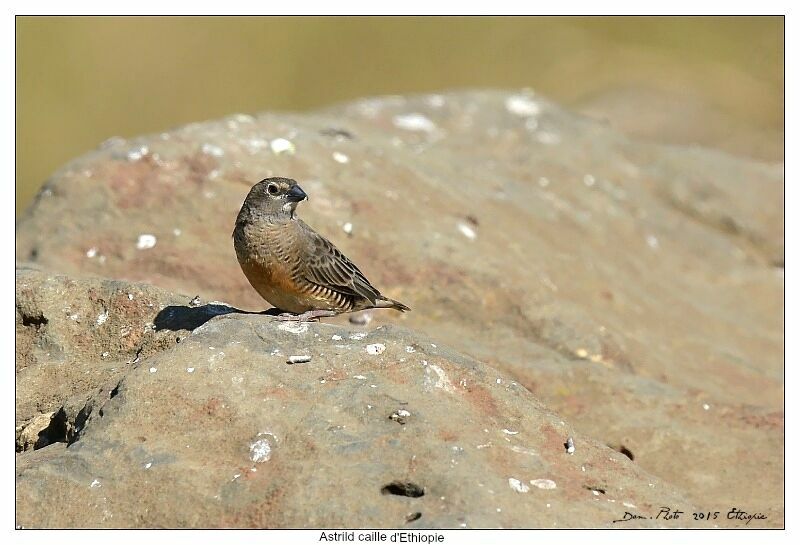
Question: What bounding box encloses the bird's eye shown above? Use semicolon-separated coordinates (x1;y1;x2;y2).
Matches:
267;183;279;195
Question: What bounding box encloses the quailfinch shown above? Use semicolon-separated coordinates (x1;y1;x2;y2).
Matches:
233;177;410;320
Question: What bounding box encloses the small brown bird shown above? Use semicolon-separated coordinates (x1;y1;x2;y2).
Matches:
233;177;410;321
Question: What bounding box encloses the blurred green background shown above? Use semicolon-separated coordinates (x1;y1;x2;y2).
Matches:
16;16;783;214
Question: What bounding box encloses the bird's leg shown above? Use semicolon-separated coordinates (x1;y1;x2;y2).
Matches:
274;309;339;322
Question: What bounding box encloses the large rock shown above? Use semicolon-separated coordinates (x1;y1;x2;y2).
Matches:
15;266;189;444
16;308;698;528
15;90;783;527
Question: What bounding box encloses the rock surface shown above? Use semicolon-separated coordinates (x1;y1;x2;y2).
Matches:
15;266;188;434
15;90;783;527
16;310;695;528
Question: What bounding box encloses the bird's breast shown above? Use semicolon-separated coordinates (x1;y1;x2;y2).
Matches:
234;219;345;313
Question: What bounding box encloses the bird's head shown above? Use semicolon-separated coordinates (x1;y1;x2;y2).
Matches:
243;177;308;219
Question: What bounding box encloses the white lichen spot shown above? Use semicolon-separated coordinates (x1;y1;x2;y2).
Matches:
501;429;519;435
646;234;660;250
144;462;152;469
127;293;134;300
703;403;711;411
331;335;343;341
405;345;416;353
201;143;225;157
428;364;456;393
242;137;269;154
530;479;557;490
101;352;109;358
426;94;446;108
249;438;273;463
623;501;637;509
509;445;538;456
90;479;101;488
353;375;367;380
538;176;550;188
126;145;149;161
366;343;386;355
575;348;589;359
535;131;561;145
508;478;530;493
96;310;109;326
278;321;309;335
393;112;437;132
86;247;98;258
349;332;367;341
270;138;295;155
149;367;157;373
505;94;541;117
457;222;477;240
173;228;182;236
342;222;353;235
583;174;596;187
187;367;195;373
332;151;350;164
136;234;157;250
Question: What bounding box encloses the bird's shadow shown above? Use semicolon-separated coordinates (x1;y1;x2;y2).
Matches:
153;304;280;332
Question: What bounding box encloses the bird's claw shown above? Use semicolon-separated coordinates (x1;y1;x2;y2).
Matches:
273;310;338;322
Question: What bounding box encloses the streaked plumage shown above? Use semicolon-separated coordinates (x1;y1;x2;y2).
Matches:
233;177;409;316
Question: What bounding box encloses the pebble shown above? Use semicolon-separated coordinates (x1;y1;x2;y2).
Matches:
136;234;157;250
270;138;295;155
508;477;530;493
393;112;437;132
332;151;349;164
505;94;540;117
457;222;477;240
349;311;372;326
287;355;312;364
390;408;412;424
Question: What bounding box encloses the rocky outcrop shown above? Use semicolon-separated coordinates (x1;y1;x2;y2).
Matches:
15;266;188;441
15;91;783;527
15;304;695;528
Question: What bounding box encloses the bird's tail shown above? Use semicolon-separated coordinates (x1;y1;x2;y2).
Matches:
375;297;411;312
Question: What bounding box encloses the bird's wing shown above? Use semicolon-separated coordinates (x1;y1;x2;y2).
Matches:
298;221;381;304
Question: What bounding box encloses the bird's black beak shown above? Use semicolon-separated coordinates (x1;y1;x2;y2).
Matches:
286;185;308;202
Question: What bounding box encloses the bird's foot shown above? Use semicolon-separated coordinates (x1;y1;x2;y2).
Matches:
274;310;339;322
